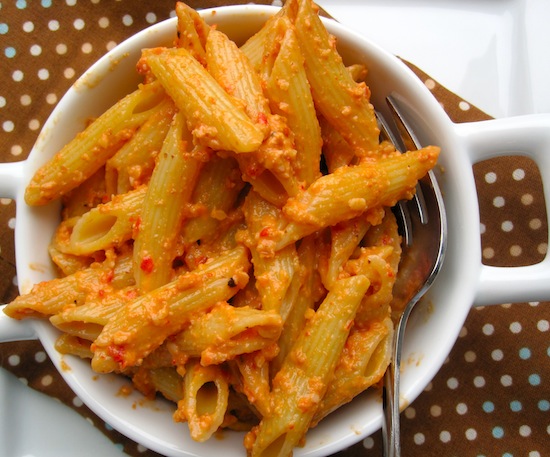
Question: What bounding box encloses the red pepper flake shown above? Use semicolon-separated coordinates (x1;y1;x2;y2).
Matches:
109;345;126;366
258;112;268;125
140;256;154;274
259;227;270;237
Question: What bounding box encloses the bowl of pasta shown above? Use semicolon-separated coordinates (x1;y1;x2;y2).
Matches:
2;1;550;457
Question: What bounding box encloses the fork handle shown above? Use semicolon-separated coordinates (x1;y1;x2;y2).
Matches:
382;360;401;457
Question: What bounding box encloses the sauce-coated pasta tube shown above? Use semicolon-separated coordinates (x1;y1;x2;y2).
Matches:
25;81;166;206
140;47;265;153
246;274;370;457
91;246;250;373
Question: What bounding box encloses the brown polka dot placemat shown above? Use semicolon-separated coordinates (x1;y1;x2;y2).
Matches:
0;2;548;457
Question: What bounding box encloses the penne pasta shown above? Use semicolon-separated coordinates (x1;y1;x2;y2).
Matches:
133;110;203;292
246;274;370;457
3;2;443;454
25;81;166;206
140;47;265;153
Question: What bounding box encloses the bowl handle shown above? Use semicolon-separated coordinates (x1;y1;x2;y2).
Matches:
455;114;550;306
0;161;37;341
0;306;37;342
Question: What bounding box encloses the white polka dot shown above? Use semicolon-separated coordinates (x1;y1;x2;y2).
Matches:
464;350;477;362
10;145;23;157
404;407;416;419
529;218;542;230
501;374;513;387
501;220;514;232
519;425;532;437
48;20;60;31
0;198;12;205
81;42;93;54
480;222;486;234
12;70;24;82
493;196;505;208
492;349;504;361
8;354;20;366
484;172;497;184
482;323;494;335
537;319;549;332
2;120;14;132
29;119;40;130
538;243;548;255
529;301;540;307
145;12;157;24
19;377;28;385
136;444;149;453
64;67;76;79
362;437;375;449
465;428;477;440
8;217;16;229
34;351;47;363
46;93;57;104
72;396;84;407
30;44;42;56
529;452;541;457
430;405;442;417
456;402;468;415
22;21;35;32
509;245;522;257
424;79;436;90
509;322;522;334
512;168;525;180
501;303;513;309
38;68;50;80
458;100;470;111
0;96;5;108
56;43;68;55
483;247;495;259
413;433;425;445
41;374;53;386
98;17;110;28
122;14;134;26
20;94;31;106
474;376;485;388
439;430;451;443
66;0;77;5
521;193;534;205
424;382;433;391
447;377;459;389
459;326;468;337
106;41;117;51
73;18;85;30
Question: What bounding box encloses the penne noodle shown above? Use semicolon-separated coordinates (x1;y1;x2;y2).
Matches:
140;47;265;153
246;274;370;457
174;360;230;442
67;186;147;255
105;97;176;195
293;0;380;157
25;81;166;206
91;246;251;373
133;110;203;292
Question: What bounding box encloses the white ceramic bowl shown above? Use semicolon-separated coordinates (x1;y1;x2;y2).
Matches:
1;5;550;457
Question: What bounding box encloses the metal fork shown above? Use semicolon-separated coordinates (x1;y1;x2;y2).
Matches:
376;96;447;457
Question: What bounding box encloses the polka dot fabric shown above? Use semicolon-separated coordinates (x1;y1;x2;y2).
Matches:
0;2;548;457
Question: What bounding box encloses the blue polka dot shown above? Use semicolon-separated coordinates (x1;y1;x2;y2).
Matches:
0;23;8;34
15;0;26;9
538;399;549;411
509;400;522;412
529;374;541;386
41;0;51;7
482;401;495;413
492;426;504;439
4;46;15;58
519;347;531;360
